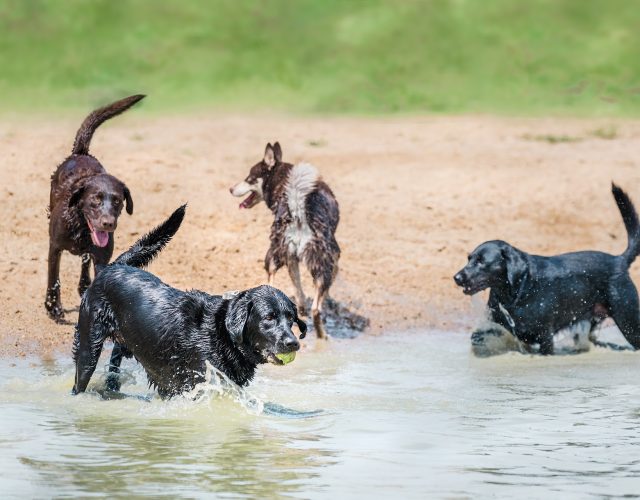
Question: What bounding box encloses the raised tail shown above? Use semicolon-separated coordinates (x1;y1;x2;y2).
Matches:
112;205;186;269
612;183;640;265
72;94;146;155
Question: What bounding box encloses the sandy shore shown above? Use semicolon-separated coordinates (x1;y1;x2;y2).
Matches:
1;113;640;357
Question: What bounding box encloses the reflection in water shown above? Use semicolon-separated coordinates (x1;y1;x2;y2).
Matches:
1;328;640;498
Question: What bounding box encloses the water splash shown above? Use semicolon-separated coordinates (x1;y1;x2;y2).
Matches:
179;360;265;415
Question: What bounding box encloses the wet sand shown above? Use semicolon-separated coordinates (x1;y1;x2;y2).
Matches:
1;113;639;357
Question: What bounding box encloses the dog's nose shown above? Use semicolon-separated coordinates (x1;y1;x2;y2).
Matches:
284;337;300;351
101;217;116;231
454;272;465;286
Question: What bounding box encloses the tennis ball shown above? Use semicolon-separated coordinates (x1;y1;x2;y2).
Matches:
275;352;296;365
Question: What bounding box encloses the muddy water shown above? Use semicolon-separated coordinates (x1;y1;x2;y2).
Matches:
1;329;639;498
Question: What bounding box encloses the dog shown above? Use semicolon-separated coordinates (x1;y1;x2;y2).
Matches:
72;206;307;399
45;95;143;322
230;142;340;338
454;184;640;355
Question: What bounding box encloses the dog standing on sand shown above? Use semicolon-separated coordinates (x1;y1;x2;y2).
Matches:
45;95;143;322
230;142;340;338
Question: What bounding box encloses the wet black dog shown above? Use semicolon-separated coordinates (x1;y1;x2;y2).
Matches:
72;206;307;398
454;184;640;355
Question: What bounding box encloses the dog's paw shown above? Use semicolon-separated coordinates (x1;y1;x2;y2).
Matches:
105;373;122;392
46;305;65;323
471;327;523;357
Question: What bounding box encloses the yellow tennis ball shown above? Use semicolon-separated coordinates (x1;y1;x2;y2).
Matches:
275;352;296;365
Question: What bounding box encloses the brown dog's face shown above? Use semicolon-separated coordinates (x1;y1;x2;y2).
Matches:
70;174;133;247
229;142;282;209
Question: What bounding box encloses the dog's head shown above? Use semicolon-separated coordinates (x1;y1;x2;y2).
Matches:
229;142;283;209
69;173;133;248
454;240;527;295
225;285;307;365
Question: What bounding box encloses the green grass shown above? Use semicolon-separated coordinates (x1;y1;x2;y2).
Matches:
0;0;639;115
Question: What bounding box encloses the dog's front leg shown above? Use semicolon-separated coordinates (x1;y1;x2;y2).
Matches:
45;244;64;322
538;332;554;355
78;253;92;297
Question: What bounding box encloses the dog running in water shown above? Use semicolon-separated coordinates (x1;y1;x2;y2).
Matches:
230;142;339;338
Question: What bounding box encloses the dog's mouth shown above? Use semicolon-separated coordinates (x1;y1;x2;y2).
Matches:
266;352;285;365
85;218;111;248
239;191;259;209
461;282;488;295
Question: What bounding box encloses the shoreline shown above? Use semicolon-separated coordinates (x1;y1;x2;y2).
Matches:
1;114;639;358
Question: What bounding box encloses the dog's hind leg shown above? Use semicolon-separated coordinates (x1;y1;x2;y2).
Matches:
608;277;640;350
105;342;132;392
78;253;92;297
311;285;327;339
287;257;308;316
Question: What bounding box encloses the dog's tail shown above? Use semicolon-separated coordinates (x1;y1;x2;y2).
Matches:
111;204;186;269
72;94;146;155
613;183;640;265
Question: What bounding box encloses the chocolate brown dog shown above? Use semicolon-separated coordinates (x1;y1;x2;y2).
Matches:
45;95;143;322
230;142;340;338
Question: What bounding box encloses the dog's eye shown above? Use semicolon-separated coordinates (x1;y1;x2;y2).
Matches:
265;314;275;322
113;199;120;206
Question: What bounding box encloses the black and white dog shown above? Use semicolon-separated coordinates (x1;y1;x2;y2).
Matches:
454;184;640;355
72;206;307;398
230;142;340;339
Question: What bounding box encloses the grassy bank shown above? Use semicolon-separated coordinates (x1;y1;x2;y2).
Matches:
0;0;639;115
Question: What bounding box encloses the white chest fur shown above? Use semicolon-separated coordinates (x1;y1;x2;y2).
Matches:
284;163;318;258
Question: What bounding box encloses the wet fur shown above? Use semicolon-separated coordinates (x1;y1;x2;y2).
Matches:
455;184;640;355
45;95;143;322
231;142;340;338
72;207;307;398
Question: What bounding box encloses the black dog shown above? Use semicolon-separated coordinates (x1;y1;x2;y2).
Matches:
230;142;340;338
46;95;143;322
72;206;307;398
454;184;640;355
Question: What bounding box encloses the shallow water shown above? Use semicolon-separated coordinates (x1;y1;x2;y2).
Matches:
1;328;639;499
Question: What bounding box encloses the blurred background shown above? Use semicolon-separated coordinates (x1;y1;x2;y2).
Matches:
0;0;639;114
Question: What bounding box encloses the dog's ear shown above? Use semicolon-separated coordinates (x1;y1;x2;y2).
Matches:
123;185;134;215
225;292;253;345
263;143;276;168
272;142;282;164
69;183;86;208
295;314;307;339
501;246;527;289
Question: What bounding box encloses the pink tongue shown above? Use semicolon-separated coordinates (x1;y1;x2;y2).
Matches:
91;229;109;248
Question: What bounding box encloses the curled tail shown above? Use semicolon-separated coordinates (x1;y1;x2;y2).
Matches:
612;183;640;265
72;94;146;155
112;205;186;269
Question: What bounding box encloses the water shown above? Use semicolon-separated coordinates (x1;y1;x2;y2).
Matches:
1;329;639;499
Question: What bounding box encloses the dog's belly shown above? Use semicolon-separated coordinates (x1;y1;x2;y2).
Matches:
284;219;313;258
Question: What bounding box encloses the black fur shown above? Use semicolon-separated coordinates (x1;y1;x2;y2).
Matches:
454;183;640;355
72;207;306;398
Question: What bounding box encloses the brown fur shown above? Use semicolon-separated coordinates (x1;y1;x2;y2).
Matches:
230;142;340;338
45;95;143;322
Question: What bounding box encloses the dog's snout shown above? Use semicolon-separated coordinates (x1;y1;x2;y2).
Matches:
454;271;465;286
101;217;116;231
284;336;300;351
